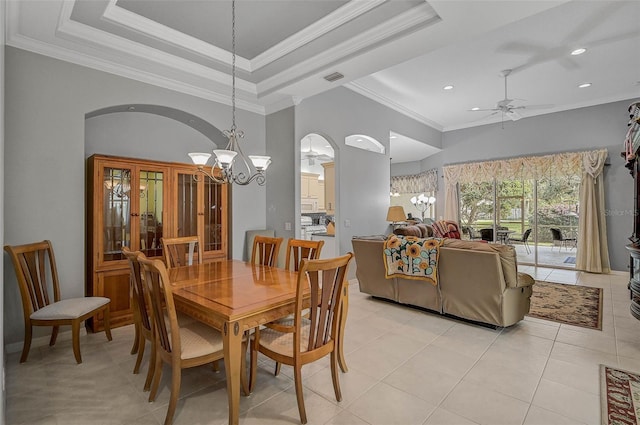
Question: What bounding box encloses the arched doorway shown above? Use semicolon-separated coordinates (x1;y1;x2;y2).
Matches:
299;133;336;258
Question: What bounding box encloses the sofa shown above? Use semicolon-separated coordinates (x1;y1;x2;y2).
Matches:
351;236;535;327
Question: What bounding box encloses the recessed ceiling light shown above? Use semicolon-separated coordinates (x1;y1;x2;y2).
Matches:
571;48;587;56
578;82;592;88
471;107;480;111
390;135;397;139
443;85;454;90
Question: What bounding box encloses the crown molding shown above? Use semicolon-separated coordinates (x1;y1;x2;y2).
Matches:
102;0;387;73
6;31;265;115
250;0;386;71
101;0;252;72
257;2;441;97
56;4;258;96
345;81;444;132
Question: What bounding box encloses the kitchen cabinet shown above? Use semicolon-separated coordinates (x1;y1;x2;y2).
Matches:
322;162;335;214
317;180;325;211
301;173;320;198
87;154;229;331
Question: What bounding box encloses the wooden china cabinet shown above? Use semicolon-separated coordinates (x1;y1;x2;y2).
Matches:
624;101;640;319
86;154;229;331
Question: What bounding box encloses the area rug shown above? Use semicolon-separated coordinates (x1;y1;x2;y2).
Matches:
600;365;640;425
527;281;602;330
564;256;576;264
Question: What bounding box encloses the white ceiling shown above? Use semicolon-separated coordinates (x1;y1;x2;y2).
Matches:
8;1;640;159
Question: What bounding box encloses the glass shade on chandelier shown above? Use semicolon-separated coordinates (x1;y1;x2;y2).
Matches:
410;193;435;220
188;0;271;186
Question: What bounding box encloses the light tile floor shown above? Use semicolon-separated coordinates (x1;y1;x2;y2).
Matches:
6;267;640;425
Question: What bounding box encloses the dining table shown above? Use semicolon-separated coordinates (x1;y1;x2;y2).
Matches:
496;229;515;244
168;259;349;425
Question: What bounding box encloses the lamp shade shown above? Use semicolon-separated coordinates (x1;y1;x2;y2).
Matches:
213;150;238;167
386;206;406;222
188;152;211;165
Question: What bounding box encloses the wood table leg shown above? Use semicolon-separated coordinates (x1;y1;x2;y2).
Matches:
338;283;349;373
223;320;243;425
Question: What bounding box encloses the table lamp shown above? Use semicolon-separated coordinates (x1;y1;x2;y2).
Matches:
386;206;406;227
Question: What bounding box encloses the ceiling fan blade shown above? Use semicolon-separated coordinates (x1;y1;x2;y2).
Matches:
469;111;500;123
468;108;499;112
317;154;333;161
506;110;522;121
522;104;555;110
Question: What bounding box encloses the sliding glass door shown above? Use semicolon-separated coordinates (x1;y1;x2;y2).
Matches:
459;175;580;268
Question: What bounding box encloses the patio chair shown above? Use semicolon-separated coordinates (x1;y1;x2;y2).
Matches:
510;228;532;254
479;228;494;242
462;226;482;240
550;228;577;251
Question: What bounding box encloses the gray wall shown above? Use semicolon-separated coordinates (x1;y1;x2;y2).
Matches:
265;107;295;243
290;87;442;266
3;47;267;345
85;111;215;161
392;101;635;272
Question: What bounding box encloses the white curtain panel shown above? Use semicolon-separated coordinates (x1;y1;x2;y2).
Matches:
576;149;610;273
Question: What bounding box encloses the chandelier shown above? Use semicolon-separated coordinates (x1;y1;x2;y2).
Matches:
410;193;436;221
188;0;271;186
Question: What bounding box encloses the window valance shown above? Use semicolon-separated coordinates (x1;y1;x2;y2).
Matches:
443;149;607;184
391;168;439;194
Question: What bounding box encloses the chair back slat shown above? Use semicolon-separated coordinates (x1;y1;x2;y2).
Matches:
139;257;179;357
285;239;324;271
4;240;60;314
297;254;352;353
252;236;283;267
161;236;202;269
122;248;152;333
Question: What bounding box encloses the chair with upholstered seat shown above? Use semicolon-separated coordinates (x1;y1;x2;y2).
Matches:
251;235;283;267
4;240;112;363
161;236;202;269
122;247;156;391
138;256;241;425
268;238;324;376
249;253;354;424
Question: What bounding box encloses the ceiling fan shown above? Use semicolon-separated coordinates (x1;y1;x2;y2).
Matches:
470;69;553;124
302;137;332;165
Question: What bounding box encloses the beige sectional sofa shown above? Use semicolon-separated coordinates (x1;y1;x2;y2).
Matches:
351;236;535;327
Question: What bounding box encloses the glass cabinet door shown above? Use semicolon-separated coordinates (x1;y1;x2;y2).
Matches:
139;169;164;258
176;172;199;237
204;177;225;253
103;167;132;262
173;170;227;260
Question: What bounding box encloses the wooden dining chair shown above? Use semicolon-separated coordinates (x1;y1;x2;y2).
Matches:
122;247;156;391
3;240;112;363
284;238;324;271
161;236;202;268
138;256;228;425
251;235;283;266
268;238;325;376
249;253;354;424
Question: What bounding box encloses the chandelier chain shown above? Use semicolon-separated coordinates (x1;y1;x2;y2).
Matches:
231;0;236;132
